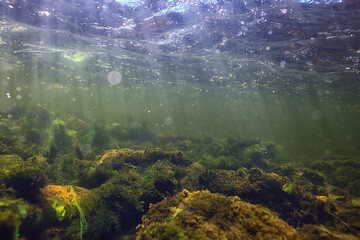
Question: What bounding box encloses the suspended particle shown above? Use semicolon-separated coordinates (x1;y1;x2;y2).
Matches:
164;116;173;126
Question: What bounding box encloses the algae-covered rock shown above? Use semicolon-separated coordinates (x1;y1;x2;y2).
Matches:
0;140;8;154
0;154;47;203
136;190;298;240
99;148;191;170
25;105;51;130
199;168;287;204
53;124;73;152
180;162;207;191
80;169;155;239
309;156;360;189
197;167;322;226
297;224;359;240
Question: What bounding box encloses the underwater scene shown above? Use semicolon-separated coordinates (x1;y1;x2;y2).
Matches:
1;0;360;239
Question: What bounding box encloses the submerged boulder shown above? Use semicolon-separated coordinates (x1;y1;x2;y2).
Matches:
0;154;47;203
98;148;192;169
136;190;298;240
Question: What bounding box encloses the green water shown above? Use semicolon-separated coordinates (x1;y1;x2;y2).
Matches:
1;1;360;239
1;68;359;157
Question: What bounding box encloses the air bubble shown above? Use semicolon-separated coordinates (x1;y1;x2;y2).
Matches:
107;71;122;85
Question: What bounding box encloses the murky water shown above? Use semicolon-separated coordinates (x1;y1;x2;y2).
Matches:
1;0;360;239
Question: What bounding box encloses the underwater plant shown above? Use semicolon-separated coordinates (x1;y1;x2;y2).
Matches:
70;186;87;240
136;190;299;240
42;185;88;239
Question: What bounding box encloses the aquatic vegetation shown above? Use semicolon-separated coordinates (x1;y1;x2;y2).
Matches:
0;154;47;203
80;169;152;238
0;197;28;240
25;106;51;130
297;224;359;240
180;162;207;191
53;124;74;152
309;156;360;189
51;198;67;221
283;182;296;195
143;160;178;195
41;185;89;239
70;186;87;240
0;186;43;240
197;167;324;226
91;124;110;152
0;112;359;239
51;153;80;185
136;190;299;240
77;166;115;189
0;141;8;154
99;148;191;169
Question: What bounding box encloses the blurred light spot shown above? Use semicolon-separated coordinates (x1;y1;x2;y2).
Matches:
7;114;12;119
164;116;173;126
268;30;273;35
215;49;220;53
16;87;21;91
281;9;288;14
6;93;11;98
107;71;122;85
266;46;271;51
38;11;51;16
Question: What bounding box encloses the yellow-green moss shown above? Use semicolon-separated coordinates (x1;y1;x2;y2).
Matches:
136;190;298;240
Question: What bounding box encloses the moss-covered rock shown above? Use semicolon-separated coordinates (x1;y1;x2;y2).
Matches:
99;148;191;170
297;224;358;240
198;167;322;226
53;124;73;152
0;141;8;154
0;154;47;203
136;190;298;240
80;169;155;238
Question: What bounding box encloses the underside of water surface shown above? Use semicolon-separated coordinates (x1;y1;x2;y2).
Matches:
0;0;360;239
